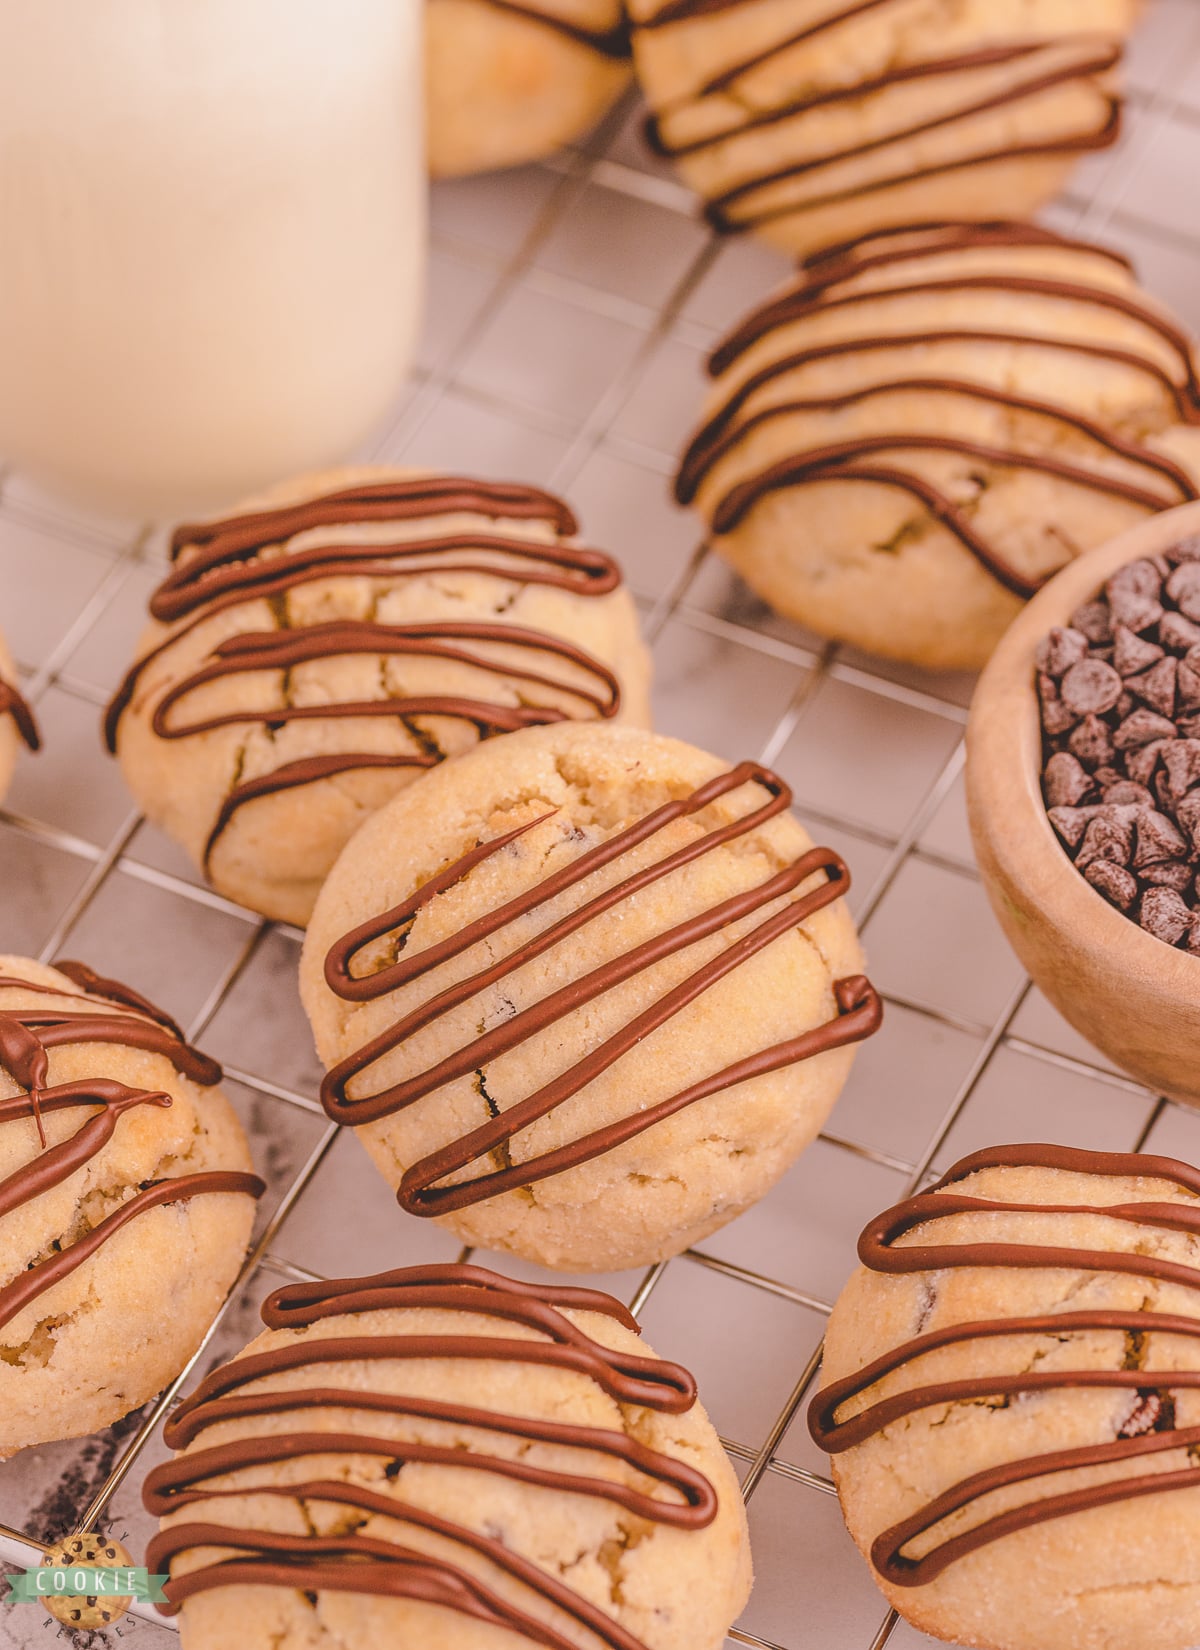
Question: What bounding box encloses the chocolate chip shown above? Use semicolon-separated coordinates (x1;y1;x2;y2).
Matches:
1126;655;1178;718
1118;1390;1175;1438
1044;751;1093;808
1076;812;1135;870
1167;562;1200;622
1061;658;1123;716
1114;708;1178;750
1108;588;1163;634
1133;809;1189;868
1160;611;1200;653
1178;792;1200;853
1068;714;1114;770
1108;559;1164;601
1038;671;1078;736
1178;656;1200;715
1036;626;1089;678
1048;806;1093;850
1071;599;1113;644
1162;740;1200;802
1125;739;1173;787
1112;624;1164;677
1139;887;1193;946
1140;860;1193;891
1038;563;1200;952
1104;780;1154;807
1084;859;1138;910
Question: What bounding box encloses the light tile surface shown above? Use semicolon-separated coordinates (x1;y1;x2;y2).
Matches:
0;9;1198;1647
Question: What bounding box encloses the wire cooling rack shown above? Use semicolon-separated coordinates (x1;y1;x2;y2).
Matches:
5;4;1200;1644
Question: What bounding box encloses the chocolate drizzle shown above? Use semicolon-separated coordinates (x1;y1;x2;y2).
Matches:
481;0;630;58
321;759;881;1214
105;478;628;867
636;0;1124;237
0;964;262;1332
144;1263;717;1649
678;222;1200;599
809;1143;1200;1587
0;676;40;753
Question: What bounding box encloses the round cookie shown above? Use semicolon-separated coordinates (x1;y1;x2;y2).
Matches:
300;721;881;1272
107;467;652;927
428;0;631;176
144;1262;753;1650
677;222;1200;671
810;1143;1200;1650
0;956;263;1456
631;0;1136;254
0;627;40;803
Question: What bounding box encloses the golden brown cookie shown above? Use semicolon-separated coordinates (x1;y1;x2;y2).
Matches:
0;628;39;804
631;0;1136;253
0;956;263;1455
107;466;652;926
811;1142;1200;1650
300;721;881;1271
428;0;631;176
677;222;1200;670
145;1262;753;1650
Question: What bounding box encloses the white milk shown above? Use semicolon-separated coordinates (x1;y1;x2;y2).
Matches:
0;0;425;515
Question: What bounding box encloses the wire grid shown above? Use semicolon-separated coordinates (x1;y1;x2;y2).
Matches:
4;3;1200;1643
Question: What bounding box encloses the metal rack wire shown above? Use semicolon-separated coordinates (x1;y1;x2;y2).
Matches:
3;3;1200;1643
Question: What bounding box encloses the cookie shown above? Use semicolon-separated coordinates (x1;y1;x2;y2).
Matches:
144;1262;753;1650
810;1142;1200;1650
0;956;263;1455
428;0;631;176
677;222;1200;671
0;627;40;803
107;467;652;926
631;0;1134;254
300;721;881;1271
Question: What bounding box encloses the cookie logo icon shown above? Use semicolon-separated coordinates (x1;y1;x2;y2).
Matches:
4;1533;167;1628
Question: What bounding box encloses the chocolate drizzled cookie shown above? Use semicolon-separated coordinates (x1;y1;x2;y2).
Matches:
145;1262;752;1650
631;0;1134;252
301;722;879;1272
811;1143;1200;1650
0;628;40;803
0;957;261;1454
106;467;650;925
428;0;631;177
677;222;1200;670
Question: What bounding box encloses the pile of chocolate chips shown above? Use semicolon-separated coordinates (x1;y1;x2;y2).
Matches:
1037;537;1200;952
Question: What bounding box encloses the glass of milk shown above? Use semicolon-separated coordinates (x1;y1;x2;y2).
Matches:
0;0;425;517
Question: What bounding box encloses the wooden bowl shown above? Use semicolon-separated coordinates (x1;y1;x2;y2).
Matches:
966;501;1200;1106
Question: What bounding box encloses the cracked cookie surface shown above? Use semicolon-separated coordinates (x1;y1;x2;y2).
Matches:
678;221;1200;670
107;466;651;926
811;1143;1200;1650
428;0;630;176
0;956;261;1455
144;1263;752;1650
300;722;878;1271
